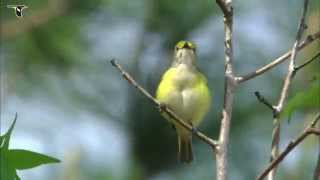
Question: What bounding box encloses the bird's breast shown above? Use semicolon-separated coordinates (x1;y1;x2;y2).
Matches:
172;64;197;90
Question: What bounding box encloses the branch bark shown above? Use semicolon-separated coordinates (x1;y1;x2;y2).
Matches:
110;59;219;150
257;114;320;180
214;1;235;180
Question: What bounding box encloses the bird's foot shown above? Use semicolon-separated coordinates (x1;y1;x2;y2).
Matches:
158;102;167;113
190;123;198;135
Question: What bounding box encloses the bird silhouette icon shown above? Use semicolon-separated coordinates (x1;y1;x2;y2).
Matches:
7;5;28;18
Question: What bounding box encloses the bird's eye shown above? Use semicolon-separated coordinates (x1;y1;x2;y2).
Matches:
187;42;196;50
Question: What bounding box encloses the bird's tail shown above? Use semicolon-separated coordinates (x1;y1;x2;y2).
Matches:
178;135;193;163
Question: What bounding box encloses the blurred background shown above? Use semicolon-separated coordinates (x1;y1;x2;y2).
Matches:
0;0;319;179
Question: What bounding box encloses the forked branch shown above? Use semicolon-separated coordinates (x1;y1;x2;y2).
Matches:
253;1;311;179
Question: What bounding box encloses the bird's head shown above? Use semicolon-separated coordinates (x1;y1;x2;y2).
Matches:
173;41;197;67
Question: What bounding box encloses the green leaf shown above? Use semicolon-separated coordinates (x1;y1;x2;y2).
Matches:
2;113;18;150
0;148;16;180
281;80;320;119
7;149;60;170
0;165;16;180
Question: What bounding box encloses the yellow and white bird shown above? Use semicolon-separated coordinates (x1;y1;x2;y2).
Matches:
156;41;211;163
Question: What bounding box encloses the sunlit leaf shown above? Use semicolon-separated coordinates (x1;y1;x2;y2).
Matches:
7;149;60;170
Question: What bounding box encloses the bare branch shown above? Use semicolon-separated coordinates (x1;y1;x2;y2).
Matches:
109;59;219;150
236;31;320;83
276;0;309;112
214;0;235;179
256;1;311;179
257;114;320;180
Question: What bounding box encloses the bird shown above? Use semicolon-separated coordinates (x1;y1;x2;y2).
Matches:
156;40;211;163
7;5;28;18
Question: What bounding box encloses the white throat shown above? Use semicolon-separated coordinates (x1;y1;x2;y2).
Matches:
173;49;197;70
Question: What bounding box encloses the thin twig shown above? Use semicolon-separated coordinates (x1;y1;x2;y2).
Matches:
293;51;320;76
235;31;320;83
254;91;277;117
109;59;219;150
257;114;320;180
